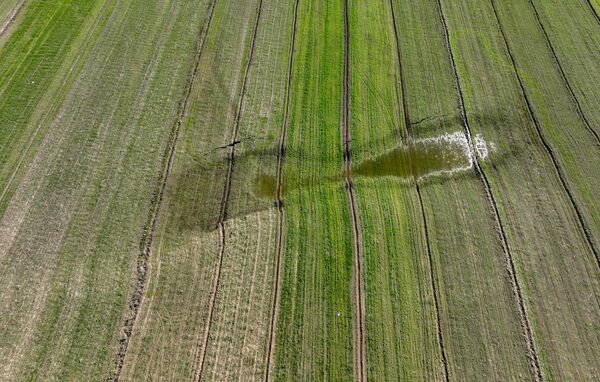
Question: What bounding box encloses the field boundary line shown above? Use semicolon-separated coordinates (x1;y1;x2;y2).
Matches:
489;0;600;269
0;0;26;38
435;0;544;380
263;0;300;380
525;0;600;147
192;1;264;380
387;2;450;381
111;0;219;379
343;1;366;381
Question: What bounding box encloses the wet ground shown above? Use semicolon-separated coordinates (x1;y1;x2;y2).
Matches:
254;131;492;199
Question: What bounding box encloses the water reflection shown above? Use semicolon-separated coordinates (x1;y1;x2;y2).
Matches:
254;131;492;199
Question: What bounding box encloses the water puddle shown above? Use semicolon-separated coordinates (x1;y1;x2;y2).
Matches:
254;131;493;199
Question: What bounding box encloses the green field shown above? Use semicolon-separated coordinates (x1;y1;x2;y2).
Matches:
0;0;599;381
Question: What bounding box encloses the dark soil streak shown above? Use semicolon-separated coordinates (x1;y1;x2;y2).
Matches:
388;2;450;381
0;0;26;38
343;1;366;381
264;0;300;381
436;0;544;380
193;1;264;380
489;0;600;269
525;0;600;147
111;0;219;380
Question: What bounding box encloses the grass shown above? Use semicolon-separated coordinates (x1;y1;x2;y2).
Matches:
118;0;276;380
439;0;600;378
0;0;24;37
348;0;443;380
0;0;102;214
0;0;599;380
391;0;535;379
199;1;296;379
273;0;355;380
0;0;213;380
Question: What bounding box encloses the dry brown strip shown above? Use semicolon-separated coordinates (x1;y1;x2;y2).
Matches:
435;0;544;380
0;0;26;38
263;0;300;381
387;2;450;381
192;1;264;380
111;0;219;380
488;0;600;269
342;1;366;381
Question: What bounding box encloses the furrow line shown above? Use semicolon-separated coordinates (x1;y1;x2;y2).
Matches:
111;0;219;380
343;1;366;381
525;0;600;147
263;0;300;380
489;0;600;268
193;1;264;380
387;2;450;381
0;0;26;38
435;0;544;380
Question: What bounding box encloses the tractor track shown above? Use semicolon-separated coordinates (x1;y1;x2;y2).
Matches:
489;0;600;269
435;0;544;380
342;1;366;381
111;0;218;379
388;2;450;381
0;0;26;38
524;0;600;147
264;0;300;381
193;1;263;380
583;0;600;25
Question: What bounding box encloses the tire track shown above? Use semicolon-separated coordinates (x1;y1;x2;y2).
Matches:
111;0;218;379
488;0;600;269
192;1;263;380
0;0;26;38
525;0;600;147
435;0;544;380
387;3;450;381
264;0;299;380
342;1;366;381
584;0;600;25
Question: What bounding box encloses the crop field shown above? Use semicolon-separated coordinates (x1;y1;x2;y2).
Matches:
0;0;598;381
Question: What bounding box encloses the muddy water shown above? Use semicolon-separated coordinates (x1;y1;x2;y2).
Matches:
254;131;491;199
354;131;474;179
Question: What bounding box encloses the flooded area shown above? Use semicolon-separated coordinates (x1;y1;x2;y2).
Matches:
254;131;493;199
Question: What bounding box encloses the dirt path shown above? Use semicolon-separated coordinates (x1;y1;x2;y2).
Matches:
0;0;26;38
263;1;300;381
111;1;219;380
342;1;366;381
192;2;264;380
435;0;544;380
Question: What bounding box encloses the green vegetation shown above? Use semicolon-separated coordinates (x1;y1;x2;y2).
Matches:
0;0;214;380
0;0;599;381
273;1;355;380
348;1;442;380
0;0;24;37
390;0;536;379
439;0;600;378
